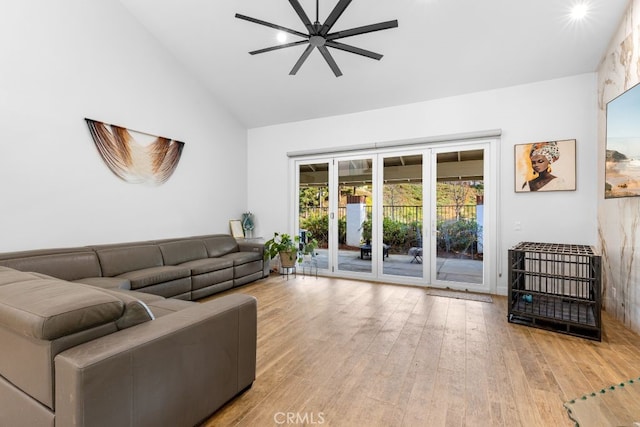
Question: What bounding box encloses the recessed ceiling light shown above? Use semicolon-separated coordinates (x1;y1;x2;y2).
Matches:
276;31;287;44
571;3;589;20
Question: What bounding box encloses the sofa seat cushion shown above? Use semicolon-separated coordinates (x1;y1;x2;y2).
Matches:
179;257;233;275
145;298;195;317
221;251;263;266
117;266;191;290
0;278;123;340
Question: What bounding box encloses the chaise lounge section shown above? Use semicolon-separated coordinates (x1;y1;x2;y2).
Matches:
0;268;257;426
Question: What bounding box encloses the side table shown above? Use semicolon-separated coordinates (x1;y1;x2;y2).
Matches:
301;255;318;278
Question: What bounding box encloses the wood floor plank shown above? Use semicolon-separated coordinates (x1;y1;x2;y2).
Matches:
201;275;640;427
464;338;491;426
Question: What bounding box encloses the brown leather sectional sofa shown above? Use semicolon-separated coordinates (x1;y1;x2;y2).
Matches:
0;234;267;300
0;234;265;427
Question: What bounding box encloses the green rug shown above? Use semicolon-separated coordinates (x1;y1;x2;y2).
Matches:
564;377;640;427
425;288;493;303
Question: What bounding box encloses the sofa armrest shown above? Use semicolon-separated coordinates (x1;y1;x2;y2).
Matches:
237;241;264;255
54;294;257;427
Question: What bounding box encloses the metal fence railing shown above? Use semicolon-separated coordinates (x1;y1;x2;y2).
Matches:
299;205;477;223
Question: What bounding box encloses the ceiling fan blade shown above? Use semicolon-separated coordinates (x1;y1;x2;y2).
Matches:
326;20;399;41
235;13;308;39
288;0;315;34
290;44;315;75
249;40;310;55
317;45;343;77
319;0;352;36
325;41;383;60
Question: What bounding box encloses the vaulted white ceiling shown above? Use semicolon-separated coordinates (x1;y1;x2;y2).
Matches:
119;0;629;128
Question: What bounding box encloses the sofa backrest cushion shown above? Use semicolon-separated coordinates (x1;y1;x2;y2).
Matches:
201;235;239;258
158;240;208;266
0;249;102;281
0;277;124;340
95;245;164;277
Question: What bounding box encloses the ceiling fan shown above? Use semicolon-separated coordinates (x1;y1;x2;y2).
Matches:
235;0;398;77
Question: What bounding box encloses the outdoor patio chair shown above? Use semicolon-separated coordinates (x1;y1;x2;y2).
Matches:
408;246;422;263
360;241;390;260
408;225;423;264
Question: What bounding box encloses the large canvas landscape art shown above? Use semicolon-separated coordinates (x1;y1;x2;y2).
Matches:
606;82;640;198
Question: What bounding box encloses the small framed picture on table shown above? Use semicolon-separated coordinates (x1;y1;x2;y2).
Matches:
229;220;244;238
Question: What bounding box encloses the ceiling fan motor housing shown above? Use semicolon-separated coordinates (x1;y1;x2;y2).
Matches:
310;35;326;47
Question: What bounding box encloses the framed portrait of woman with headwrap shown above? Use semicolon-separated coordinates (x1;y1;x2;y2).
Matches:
514;139;576;192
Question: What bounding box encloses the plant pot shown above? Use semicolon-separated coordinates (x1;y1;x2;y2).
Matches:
279;251;297;268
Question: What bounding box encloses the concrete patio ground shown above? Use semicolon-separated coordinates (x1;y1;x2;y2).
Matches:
297;249;483;284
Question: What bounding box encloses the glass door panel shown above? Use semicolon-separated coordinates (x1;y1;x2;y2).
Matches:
337;157;374;274
298;162;330;271
433;148;485;287
381;154;423;278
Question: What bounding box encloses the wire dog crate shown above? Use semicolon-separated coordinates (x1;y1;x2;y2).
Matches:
508;242;602;341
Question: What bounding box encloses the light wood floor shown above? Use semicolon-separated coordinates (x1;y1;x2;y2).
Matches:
201;275;640;427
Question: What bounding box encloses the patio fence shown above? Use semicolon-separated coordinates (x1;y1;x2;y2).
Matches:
299;205;477;223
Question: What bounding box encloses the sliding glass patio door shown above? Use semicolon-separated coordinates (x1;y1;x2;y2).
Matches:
294;139;494;292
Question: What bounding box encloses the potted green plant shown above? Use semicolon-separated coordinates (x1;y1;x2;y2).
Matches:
264;232;299;268
299;234;319;259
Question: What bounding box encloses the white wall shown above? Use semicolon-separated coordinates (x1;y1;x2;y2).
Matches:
597;0;640;334
0;0;247;251
248;73;599;293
